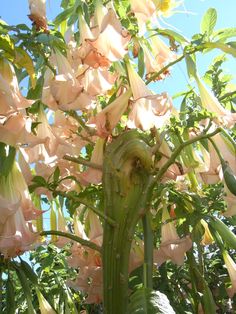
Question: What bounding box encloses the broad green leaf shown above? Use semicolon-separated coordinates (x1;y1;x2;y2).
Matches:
14;47;36;88
201;8;217;38
54;7;74;25
128;288;175;314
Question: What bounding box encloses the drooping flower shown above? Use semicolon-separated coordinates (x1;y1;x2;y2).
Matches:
88;8;130;62
0;162;39;258
88;89;132;137
196;75;236;127
223;250;236;298
49;51;83;108
36;288;56;314
55;204;70;248
0;209;37;258
200;219;214;245
154;204;192;266
126;61;172;130
82;67;117;96
79;138;105;186
0;112;42;147
200;133;236;184
0;59;33;115
129;238;144;272
141;42;169;80
1;162;42;221
129;0;156;32
28;0;47;30
67;213;103;304
149;33;177;66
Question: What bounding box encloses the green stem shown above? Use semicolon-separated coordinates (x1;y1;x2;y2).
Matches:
63;155;103;170
53;190;117;227
146;44;206;84
142;213;153;289
40;230;101;252
219;90;236;101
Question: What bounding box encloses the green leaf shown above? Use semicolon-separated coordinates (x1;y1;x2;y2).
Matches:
53;166;61;182
0;34;14;55
185;55;197;79
0;144;16;176
201;8;217;39
54;7;74;25
138;46;145;78
20;260;38;285
128;288;175;314
32;175;47;186
15;265;36;314
203;42;236;57
14;47;36;88
213;27;236;42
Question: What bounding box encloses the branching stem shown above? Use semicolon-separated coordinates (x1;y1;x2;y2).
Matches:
40;230;102;252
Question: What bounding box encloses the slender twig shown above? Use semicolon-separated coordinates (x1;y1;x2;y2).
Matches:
40;230;102;252
154;128;221;182
68;111;95;136
146;44;205;84
63;155;102;170
146;54;186;84
53;190;117;227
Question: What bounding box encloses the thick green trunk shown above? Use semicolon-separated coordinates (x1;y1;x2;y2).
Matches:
102;131;154;314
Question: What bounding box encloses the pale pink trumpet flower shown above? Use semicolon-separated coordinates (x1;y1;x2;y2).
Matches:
28;0;47;30
0;59;33;115
88;8;130;62
79;138;105;186
200;133;236;184
154;204;192;266
149;33;177;67
50;51;83;107
0;112;43;148
196;75;236;127
0;209;37;258
129;0;156;32
0;163;39;258
223;251;236;298
126;61;172;130
88;89;132;137
82;67;117;96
